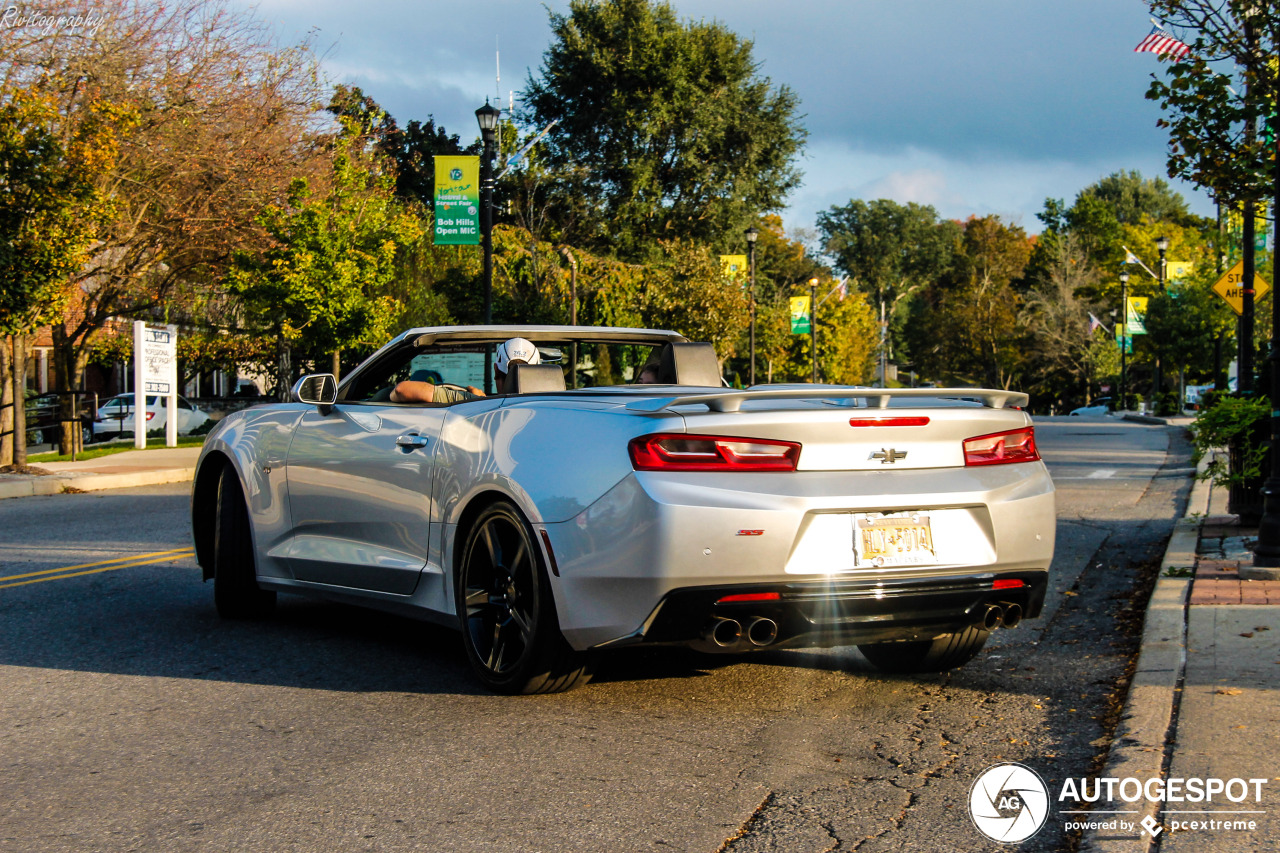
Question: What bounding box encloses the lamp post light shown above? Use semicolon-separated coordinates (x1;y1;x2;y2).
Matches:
745;226;758;386
476;99;500;392
1120;271;1129;412
1154;236;1169;402
808;277;818;384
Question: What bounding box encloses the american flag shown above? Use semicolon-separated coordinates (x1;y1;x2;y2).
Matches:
1134;25;1190;59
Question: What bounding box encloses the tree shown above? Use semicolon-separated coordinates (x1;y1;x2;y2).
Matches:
911;216;1032;389
1020;235;1108;406
522;0;805;259
0;88;132;465
1145;2;1279;206
817;199;959;369
227;132;422;394
0;0;327;418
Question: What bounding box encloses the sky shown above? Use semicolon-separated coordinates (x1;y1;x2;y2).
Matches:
239;0;1213;238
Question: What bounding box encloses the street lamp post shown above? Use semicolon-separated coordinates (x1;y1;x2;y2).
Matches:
476;99;500;393
1154;236;1169;403
1120;270;1129;412
808;277;818;384
746;227;758;386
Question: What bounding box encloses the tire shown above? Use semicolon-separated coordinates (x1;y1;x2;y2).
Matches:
456;501;592;694
81;424;93;446
213;464;276;619
858;625;990;674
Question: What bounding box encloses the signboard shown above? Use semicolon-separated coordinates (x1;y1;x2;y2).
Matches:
1126;297;1149;335
789;295;811;334
133;321;178;449
1212;259;1271;315
719;255;748;282
1115;328;1132;354
1167;260;1194;281
433;156;480;246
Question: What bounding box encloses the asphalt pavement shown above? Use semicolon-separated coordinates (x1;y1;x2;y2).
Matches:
4;418;1279;851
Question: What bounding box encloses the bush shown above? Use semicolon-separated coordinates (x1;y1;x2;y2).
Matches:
1191;395;1270;489
1155;391;1181;416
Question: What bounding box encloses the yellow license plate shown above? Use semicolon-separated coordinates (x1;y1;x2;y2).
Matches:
854;513;938;568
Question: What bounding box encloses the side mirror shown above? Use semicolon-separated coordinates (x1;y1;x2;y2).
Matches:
292;374;337;410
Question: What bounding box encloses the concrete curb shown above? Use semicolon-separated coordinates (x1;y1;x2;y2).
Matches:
0;466;194;500
1078;455;1211;852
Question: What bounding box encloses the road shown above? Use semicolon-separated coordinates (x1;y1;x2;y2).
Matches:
0;417;1190;852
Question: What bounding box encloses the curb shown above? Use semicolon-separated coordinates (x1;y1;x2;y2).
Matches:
0;467;194;500
1078;455;1210;852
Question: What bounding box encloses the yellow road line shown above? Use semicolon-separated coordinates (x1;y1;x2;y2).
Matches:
0;549;196;590
0;547;194;584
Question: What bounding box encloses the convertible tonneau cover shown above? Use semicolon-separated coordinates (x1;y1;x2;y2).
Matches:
409;325;688;347
625;387;1029;413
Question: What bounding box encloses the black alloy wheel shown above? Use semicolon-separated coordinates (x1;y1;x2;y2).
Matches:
456;501;591;694
212;464;276;619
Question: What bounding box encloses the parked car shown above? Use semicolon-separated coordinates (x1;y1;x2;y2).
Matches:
1069;397;1112;416
24;393;93;447
92;393;211;438
191;325;1056;694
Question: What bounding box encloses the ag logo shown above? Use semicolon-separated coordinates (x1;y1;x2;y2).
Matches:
450;167;463;181
969;762;1050;843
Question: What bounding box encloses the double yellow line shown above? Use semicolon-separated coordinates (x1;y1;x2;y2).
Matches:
0;547;196;590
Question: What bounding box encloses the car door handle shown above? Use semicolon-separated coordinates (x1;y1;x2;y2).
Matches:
396;433;431;449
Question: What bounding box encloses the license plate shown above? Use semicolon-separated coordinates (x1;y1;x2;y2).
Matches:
854;513;938;568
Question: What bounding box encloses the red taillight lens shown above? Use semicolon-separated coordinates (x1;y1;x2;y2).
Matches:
629;433;801;472
992;578;1025;590
963;427;1039;466
716;592;782;604
145;412;155;421
848;417;930;428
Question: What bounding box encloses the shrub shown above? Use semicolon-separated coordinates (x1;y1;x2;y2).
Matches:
1190;395;1270;489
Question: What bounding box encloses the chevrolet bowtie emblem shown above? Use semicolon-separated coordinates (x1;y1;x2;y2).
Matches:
871;448;908;464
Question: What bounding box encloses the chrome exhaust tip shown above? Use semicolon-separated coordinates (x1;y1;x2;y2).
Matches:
1001;602;1022;629
746;617;779;647
982;604;1004;631
707;617;743;648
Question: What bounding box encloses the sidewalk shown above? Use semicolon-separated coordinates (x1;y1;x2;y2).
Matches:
0;444;201;499
1085;461;1280;852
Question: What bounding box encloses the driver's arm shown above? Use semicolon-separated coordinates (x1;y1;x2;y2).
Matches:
390;380;437;403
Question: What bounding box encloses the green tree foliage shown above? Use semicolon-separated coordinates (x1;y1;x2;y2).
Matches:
327;84;477;207
227;132;423;376
910;216;1031;389
1145;1;1279;204
522;0;805;259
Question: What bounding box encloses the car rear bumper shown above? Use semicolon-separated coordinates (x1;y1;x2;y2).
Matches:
542;465;1056;650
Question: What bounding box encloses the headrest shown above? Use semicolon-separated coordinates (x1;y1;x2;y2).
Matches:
657;342;722;387
503;362;566;394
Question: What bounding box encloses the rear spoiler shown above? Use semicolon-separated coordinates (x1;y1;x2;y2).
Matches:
625;387;1028;414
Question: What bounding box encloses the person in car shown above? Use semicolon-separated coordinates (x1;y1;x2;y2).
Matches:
390;337;541;403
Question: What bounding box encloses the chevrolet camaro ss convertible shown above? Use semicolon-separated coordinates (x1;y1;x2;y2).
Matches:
191;326;1055;693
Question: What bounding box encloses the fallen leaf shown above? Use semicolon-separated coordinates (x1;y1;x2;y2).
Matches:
1240;632;1255;638
1216;687;1244;695
1256;626;1271;632
1064;591;1078;597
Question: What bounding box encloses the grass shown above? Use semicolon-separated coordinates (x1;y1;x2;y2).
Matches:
29;434;207;463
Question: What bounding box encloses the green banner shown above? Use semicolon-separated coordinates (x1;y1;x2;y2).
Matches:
1115;328;1132;354
434;156;480;245
789;295;811;334
1126;296;1148;335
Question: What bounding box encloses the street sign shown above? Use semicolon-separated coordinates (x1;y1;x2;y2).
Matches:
789;295;811;334
138;324;176;394
1212;259;1271;315
433;156;480;246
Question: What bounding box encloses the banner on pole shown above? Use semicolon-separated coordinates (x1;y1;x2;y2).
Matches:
719;255;748;282
433;156;480;246
1126;297;1149;335
790;296;811;334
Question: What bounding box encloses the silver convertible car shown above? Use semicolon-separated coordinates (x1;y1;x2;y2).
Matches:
191;326;1055;693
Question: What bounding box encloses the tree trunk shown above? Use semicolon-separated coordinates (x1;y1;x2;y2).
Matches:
52;325;80;455
276;335;291;403
0;337;12;467
331;349;341;382
12;334;28;466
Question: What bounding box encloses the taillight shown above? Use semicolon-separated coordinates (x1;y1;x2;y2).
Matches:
716;592;782;604
992;578;1025;590
848;417;930;427
963;426;1039;466
629;433;801;472
145;412;155;421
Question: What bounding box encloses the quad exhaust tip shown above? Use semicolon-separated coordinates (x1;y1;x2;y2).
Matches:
982;604;1004;631
746;617;779;647
1001;602;1022;629
708;617;742;647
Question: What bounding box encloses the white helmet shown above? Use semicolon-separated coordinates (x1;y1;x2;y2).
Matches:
495;337;540;374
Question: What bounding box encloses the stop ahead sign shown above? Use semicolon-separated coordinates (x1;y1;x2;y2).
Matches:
1212;260;1270;315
